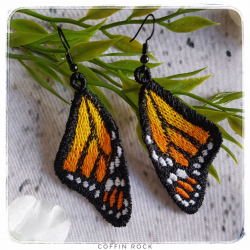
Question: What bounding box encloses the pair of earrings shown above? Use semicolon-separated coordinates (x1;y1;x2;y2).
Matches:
54;14;222;227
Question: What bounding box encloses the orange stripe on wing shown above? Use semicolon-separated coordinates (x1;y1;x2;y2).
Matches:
150;121;169;152
95;156;107;182
177;180;194;192
63;98;91;172
88;99;112;156
117;191;123;210
187;177;197;184
175;187;189;199
81;139;98;178
167;128;198;156
150;90;210;144
103;191;108;202
110;188;118;207
146;93;169;152
169;146;189;167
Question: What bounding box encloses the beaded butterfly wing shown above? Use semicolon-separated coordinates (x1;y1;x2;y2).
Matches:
54;73;132;227
139;79;222;214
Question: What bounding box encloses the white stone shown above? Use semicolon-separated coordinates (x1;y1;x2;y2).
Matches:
159;157;167;166
170;173;178;182
176;169;188;179
123;199;128;207
207;142;213;150
145;135;153;144
192;170;201;176
89;184;96;191
189;200;195;205
198;156;204;163
202;150;208;156
105;179;114;191
167;178;173;184
175;194;182;201
75;177;81;184
151;150;159;161
122;208;128;215
193;163;201;169
83;181;89;188
182;200;189;207
116;212;121;219
111;131;116;140
117;146;122;157
115;157;120;167
66;174;73;181
94;190;100;198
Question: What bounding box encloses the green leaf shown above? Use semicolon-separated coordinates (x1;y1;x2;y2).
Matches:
112;35;157;61
60;63;115;115
205;91;243;106
99;52;146;57
19;60;69;105
136;121;148;152
154;75;211;92
221;144;238;164
78;64;116;115
35;20;106;46
166;67;207;79
87;85;115;116
195;109;236;123
80;7;124;21
119;73;140;108
108;60;162;75
10;19;48;34
77;64;100;82
127;6;160;21
67;37;123;63
209;164;220;184
177;8;205;14
8;32;48;47
33;61;66;86
228;116;244;138
216;125;243;150
160;16;219;33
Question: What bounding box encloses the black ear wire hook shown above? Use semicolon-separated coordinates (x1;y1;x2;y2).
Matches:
129;13;155;45
57;26;78;73
57;26;71;53
130;14;155;75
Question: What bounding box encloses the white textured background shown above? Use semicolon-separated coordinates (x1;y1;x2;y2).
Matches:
7;7;243;243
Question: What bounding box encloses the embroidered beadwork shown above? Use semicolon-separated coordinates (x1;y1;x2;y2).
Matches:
136;66;223;214
54;73;132;227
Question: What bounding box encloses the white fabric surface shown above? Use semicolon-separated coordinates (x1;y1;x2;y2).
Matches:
7;7;243;243
8;195;71;242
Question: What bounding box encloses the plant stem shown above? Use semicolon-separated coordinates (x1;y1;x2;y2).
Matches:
193;106;244;119
93;58;134;72
88;81;138;112
8;53;138;112
50;21;58;30
8;53;71;78
17;9;90;28
89;59;119;77
26;44;65;54
99;10;189;30
172;91;244;113
18;8;185;31
89;67;122;88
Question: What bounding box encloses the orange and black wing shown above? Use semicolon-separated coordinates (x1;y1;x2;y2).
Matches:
139;80;222;214
54;81;131;227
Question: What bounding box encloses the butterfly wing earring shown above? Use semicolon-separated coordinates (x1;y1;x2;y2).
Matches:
54;27;132;227
130;14;222;214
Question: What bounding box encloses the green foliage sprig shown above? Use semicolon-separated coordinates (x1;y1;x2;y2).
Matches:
7;7;244;184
